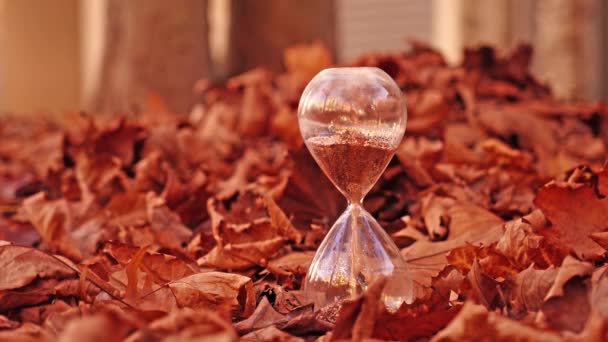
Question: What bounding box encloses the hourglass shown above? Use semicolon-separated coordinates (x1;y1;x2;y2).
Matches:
298;67;413;312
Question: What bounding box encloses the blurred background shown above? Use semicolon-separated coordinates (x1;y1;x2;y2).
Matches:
0;0;606;114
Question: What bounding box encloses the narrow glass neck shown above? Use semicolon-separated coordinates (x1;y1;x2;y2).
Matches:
345;202;365;219
346;196;365;206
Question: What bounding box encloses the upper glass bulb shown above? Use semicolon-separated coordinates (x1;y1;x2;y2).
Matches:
298;67;407;203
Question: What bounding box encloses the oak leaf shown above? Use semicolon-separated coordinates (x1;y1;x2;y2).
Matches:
534;180;608;260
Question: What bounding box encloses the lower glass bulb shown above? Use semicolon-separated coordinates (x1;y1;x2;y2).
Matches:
304;204;414;312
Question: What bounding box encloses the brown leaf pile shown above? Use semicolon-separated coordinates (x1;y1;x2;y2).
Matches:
1;41;608;341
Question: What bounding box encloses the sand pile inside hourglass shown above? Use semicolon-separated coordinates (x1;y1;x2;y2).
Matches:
298;67;414;312
306;133;394;202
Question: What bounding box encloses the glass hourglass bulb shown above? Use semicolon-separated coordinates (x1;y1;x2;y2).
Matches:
298;67;413;312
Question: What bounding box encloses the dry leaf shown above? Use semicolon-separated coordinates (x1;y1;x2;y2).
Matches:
0;245;74;290
535;180;608;260
241;325;304;342
58;313;132;342
235;297;288;334
125;308;237;342
508;266;557;316
167;272;255;318
432;302;563;342
21;193;82;261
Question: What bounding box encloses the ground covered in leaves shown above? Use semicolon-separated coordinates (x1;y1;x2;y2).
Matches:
1;42;608;341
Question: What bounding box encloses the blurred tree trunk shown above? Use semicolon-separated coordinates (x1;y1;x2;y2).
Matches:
0;0;81;114
92;0;334;113
460;0;534;49
227;0;335;74
604;1;608;101
533;0;602;100
93;0;210;114
459;0;602;101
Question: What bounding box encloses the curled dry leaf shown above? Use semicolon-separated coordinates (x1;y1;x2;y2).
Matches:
167;272;255;319
266;251;314;277
465;259;500;308
395;136;443;187
102;241;197;286
274;288;307;313
145;192;192;249
420;194;454;239
447;243;517;280
235;297;288;334
495;218;567;269
21;193;83;261
508;265;557;316
74;153;128;205
84;118;146;167
198;237;285;270
198;190;301;270
233;295;329;337
0;278;99;312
